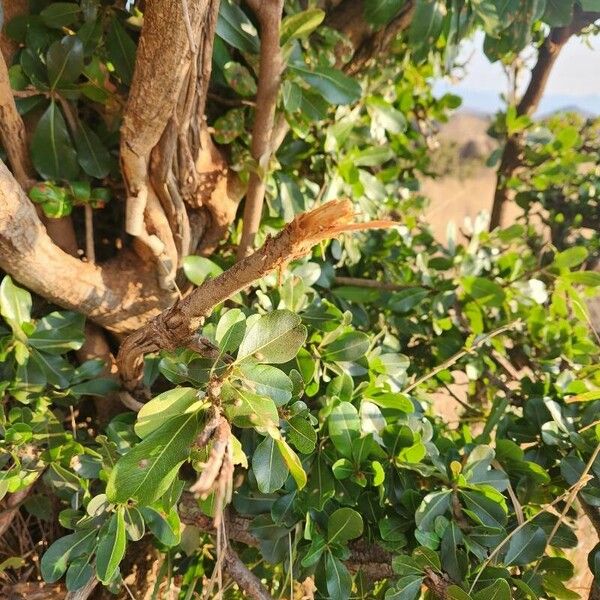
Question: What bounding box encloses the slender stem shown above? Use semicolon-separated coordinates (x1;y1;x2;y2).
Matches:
84;204;95;263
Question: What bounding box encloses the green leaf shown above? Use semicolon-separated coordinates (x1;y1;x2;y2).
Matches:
106;19;136;85
460;490;507;529
253;436;289;493
183;256;223;285
46;36;84;90
225;387;279;429
217;0;259;54
31;101;79;181
286;415;317;454
239;361;293;406
40;3;80;28
364;0;406;26
386;575;423;600
96;508;126;583
554;246;588;269
41;529;96;583
566;271;600;287
325;552;352;600
389;288;429;313
29;311;85;354
135;387;204;438
237;310;307;364
328;507;363;543
123;506;145;541
213;108;246;144
216;309;246;352
415;490;451;531
503;524;546;566
291;64;361;105
323;331;370;362
581;0;600;8
447;586;473;600
0;276;32;333
140;506;181;546
65;557;93;592
463;277;505;307
280;9;325;45
543;0;574;26
106;412;200;504
275;438;307;490
73;121;111;178
328;402;360;457
223;61;257;97
408;0;445;61
473;579;511;600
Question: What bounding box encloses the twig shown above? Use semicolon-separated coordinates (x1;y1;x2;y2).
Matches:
236;0;284;259
402;320;520;394
84;204;95;263
333;276;432;291
224;545;273;600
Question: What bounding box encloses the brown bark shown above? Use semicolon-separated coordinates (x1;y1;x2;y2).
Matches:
0;51;34;189
224;546;274;600
237;0;285;259
0;0;28;64
489;10;600;230
0;160;174;333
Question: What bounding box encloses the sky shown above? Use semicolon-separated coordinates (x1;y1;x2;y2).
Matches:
434;32;600;115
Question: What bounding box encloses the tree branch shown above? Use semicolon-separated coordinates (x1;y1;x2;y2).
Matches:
117;200;395;395
0;160;174;333
224;546;274;600
489;9;600;230
237;0;285;259
0;51;34;189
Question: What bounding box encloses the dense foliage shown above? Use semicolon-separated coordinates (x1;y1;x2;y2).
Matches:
1;0;600;599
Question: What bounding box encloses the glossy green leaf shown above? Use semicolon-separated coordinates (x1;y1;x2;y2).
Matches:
29;311;85;354
286;415;317;454
106;19;136;84
323;331;370;362
328;507;363;543
73;121;111;178
106;412;200;504
253;436;289;493
237;310;307;364
385;575;423;599
503;524;546;566
364;0;406;26
291;64;361;105
40;3;80;28
473;579;511;600
46;36;84;89
217;0;259;53
325;552;352;600
41;529;96;583
31;101;79;180
135;387;204;438
328;402;360;457
280;9;325;45
0;276;32;333
96;507;126;583
239;361;293;406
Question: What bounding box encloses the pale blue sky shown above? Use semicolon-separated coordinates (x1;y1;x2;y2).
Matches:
434;32;600;115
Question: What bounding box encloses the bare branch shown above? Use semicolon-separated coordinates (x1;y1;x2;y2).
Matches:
117;200;395;395
237;0;285;259
0;51;35;189
224;546;274;600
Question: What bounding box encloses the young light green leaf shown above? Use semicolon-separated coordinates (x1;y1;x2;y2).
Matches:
275;438;307;490
280;9;325;46
96;507;126;583
237;310;307;364
327;507;363;544
183;255;224;286
0;276;32;334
